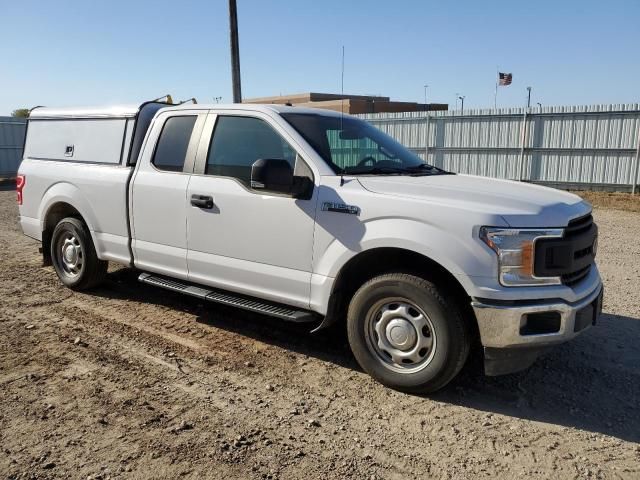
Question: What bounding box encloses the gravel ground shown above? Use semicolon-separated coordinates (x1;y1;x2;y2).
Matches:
0;187;638;479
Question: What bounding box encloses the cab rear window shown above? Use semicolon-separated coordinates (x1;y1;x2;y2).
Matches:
152;116;197;172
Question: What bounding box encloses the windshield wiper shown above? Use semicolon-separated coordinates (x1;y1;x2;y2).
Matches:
404;164;453;175
345;166;410;175
345;164;453;176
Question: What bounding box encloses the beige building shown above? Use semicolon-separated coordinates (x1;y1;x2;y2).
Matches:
243;92;448;114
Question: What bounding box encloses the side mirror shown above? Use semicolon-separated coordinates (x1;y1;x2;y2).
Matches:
291;176;314;200
251;158;294;194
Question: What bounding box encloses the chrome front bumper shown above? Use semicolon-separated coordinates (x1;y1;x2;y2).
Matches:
472;283;603;349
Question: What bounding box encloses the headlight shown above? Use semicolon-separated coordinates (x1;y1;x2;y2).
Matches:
480;227;564;286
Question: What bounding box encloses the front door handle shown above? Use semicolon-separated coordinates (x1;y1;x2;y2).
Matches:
191;194;214;209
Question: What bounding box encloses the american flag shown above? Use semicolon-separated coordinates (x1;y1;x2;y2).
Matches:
498;72;513;86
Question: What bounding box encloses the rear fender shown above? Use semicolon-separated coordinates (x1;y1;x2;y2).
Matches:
39;181;100;245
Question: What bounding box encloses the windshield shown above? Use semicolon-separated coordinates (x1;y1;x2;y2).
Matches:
282;113;447;176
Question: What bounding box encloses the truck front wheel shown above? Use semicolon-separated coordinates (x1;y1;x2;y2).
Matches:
50;217;107;290
347;273;470;393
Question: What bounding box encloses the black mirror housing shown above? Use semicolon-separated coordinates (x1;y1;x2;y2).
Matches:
291;176;314;200
251;158;314;199
251;158;294;194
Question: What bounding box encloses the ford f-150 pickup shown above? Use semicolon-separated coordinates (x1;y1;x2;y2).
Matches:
17;101;603;392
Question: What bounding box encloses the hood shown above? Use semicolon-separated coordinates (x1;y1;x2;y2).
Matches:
357;174;591;227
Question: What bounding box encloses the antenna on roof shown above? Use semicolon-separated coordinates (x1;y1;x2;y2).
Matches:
340;46;345;123
339;45;346;187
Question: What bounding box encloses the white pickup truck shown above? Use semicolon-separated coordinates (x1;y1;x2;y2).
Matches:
17;101;603;392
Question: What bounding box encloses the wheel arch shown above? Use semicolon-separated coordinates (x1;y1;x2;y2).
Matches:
38;182;100;265
318;247;478;340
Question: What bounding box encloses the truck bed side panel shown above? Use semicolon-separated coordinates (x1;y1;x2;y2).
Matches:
19;159;132;265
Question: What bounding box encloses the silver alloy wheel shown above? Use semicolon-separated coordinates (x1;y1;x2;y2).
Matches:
364;298;437;373
56;232;84;278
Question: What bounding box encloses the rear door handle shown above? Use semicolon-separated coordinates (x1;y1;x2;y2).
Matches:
191;194;214;209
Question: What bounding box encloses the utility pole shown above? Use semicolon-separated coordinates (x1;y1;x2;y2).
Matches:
526;86;532;108
228;0;242;103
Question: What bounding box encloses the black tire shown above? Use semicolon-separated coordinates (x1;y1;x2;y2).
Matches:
347;273;470;393
50;217;107;290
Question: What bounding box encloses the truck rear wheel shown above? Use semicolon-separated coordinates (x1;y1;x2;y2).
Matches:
50;217;107;290
347;273;470;393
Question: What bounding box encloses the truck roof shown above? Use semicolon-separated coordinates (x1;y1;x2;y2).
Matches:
30;103;347;119
165;103;346;117
30;105;142;119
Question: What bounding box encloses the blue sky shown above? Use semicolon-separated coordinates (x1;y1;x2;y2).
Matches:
1;0;639;114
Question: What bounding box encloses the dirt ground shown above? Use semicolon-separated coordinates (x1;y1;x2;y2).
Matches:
572;191;640;213
0;187;638;480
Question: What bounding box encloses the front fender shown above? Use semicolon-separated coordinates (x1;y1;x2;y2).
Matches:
314;217;494;281
308;217;499;315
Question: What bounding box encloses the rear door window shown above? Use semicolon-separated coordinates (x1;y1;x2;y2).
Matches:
152;116;197;172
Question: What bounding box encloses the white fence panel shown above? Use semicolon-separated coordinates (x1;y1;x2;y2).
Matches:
359;104;640;191
0;117;26;176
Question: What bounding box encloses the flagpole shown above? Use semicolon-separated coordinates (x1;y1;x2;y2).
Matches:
494;66;499;109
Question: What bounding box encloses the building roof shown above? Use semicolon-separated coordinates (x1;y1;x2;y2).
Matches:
242;92;447;114
243;92;391;104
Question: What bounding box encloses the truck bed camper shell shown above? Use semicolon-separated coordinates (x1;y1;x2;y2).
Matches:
26;101;169;166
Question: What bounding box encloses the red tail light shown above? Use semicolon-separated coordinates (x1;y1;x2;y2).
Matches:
16;175;25;205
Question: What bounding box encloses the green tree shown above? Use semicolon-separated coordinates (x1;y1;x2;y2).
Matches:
11;108;29;118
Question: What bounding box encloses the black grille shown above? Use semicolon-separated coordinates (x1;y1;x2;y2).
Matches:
535;214;597;286
564;214;593;236
562;265;591;286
